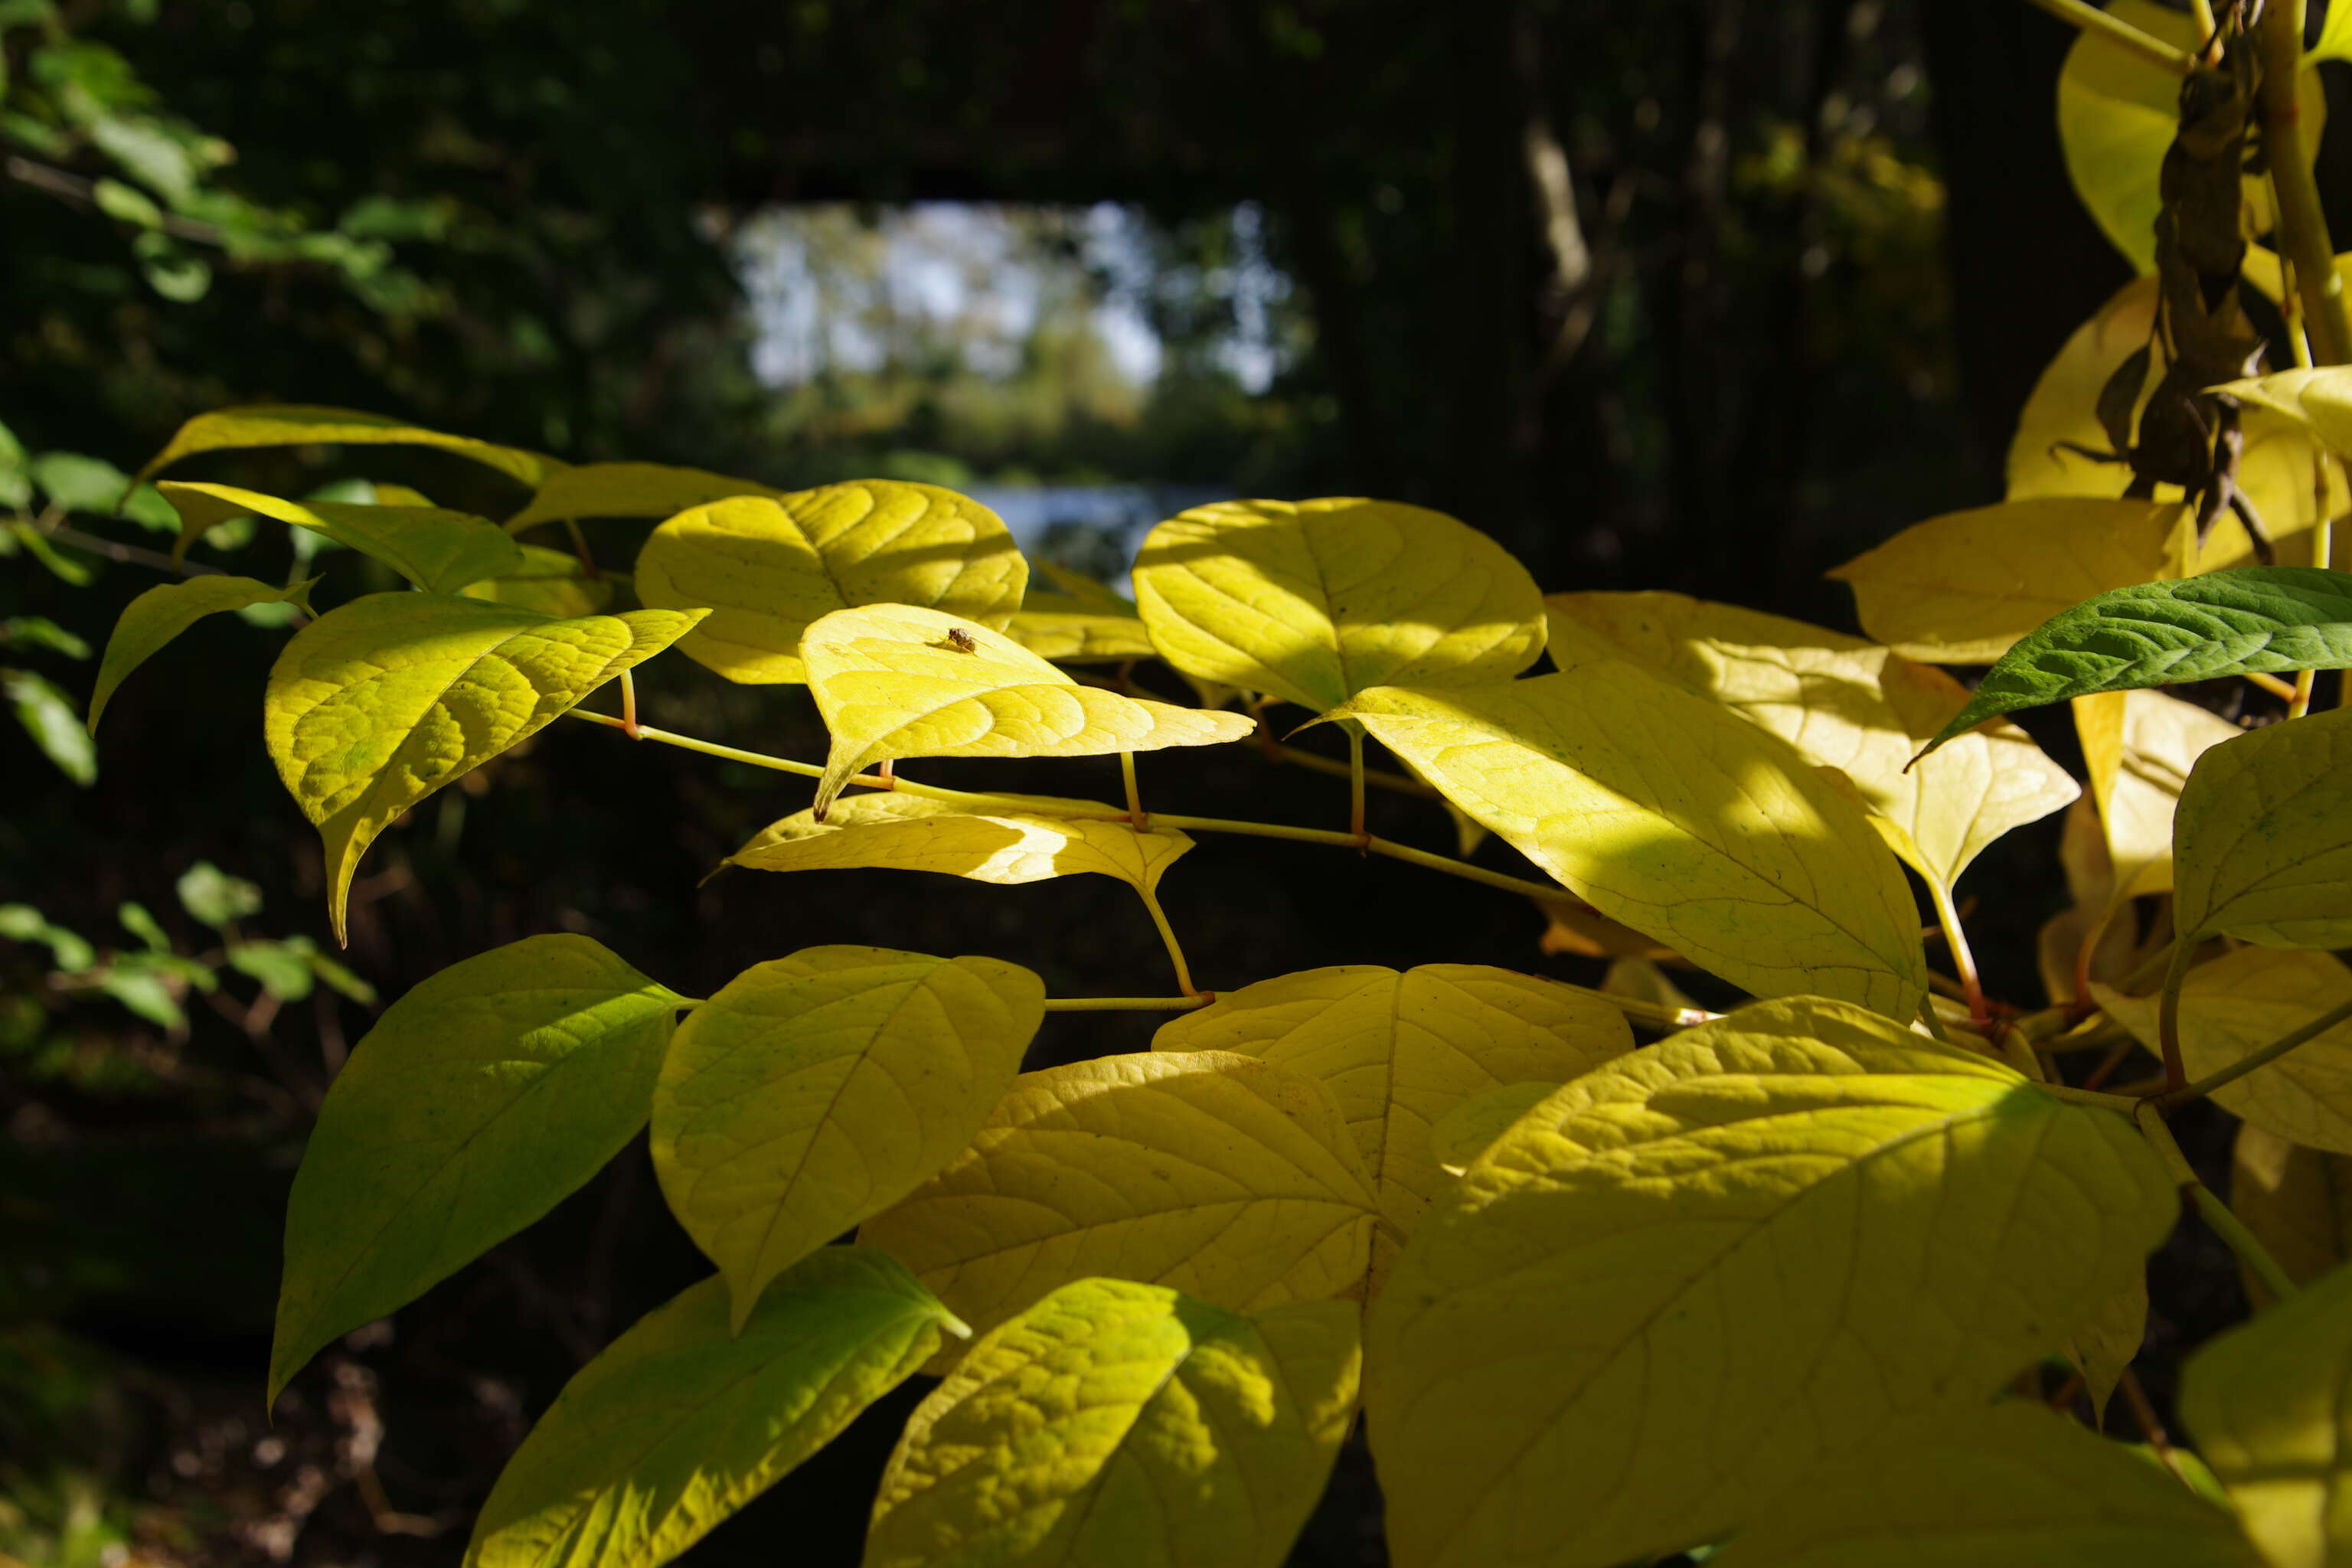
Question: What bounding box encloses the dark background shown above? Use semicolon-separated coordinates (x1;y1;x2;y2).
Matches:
0;1;2311;1563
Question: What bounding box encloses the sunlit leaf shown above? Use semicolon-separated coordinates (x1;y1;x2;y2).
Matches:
263;593;705;942
864;1279;1357;1568
1367;996;2177;1568
633;483;1027;684
2174;705;2352;949
1547;590;2076;891
1327;666;1927;1019
1151;963;1631;1282
88;573;315;732
1708;1402;2259;1567
2075;688;2243;900
858;1050;1377;1351
466;1248;958;1568
2099;947;2352;1155
801;604;1253;819
272;934;687;1402
502;460;781;534
1923;569;2352;750
1827;498;2191;665
2233;1124;2352;1308
2057;0;2322;273
134;404;567;490
1132;497;1547;713
2180;1256;2352;1568
456;543;614;617
1004;589;1159;665
159;481;523;590
720;791;1191;896
652;946;1044;1331
2217;364;2352;463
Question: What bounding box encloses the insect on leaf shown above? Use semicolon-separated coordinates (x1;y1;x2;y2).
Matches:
864;1280;1359;1568
87;574;316;733
1132;497;1547;713
263;593;706;942
651;946;1044;1331
800;604;1253;819
272;934;687;1403
467;1248;959;1568
633;482;1027;684
1367;996;2179;1568
720;791;1192;897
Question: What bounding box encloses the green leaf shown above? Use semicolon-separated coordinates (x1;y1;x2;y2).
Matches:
175;861;261;929
2232;1124;2352;1308
466;1247;958;1568
1365;996;2179;1568
1922;569;2352;753
2180;1256;2352;1568
633;483;1027;684
96;968;182;1029
720;791;1193;896
134;405;568;491
1827;498;2191;664
27;451;178;531
6;519;95;584
1132;497;1547;713
801;605;1253;820
1;617;91;659
88;574;315;733
861;1051;1378;1352
0;904;95;973
455;543;613;618
158;482;523;590
5;669;95;785
263;593;706;942
865;1280;1360;1568
116;900;170;953
1325;665;1929;1020
1152;964;1632;1285
2174;705;2352;950
501;460;781;534
1707;1402;2260;1567
651;946;1044;1331
271;934;687;1403
227;940;315;1001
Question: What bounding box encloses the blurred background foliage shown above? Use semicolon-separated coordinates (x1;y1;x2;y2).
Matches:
0;0;2291;1563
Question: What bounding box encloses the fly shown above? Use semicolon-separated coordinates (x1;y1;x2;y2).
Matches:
926;628;980;655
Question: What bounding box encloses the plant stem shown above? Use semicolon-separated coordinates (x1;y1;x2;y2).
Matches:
2133;1102;2300;1302
1041;995;1208;1012
2258;0;2352;364
1345;722;1369;841
1926;880;1987;1025
619;668;640;739
2115;1366;2188;1485
1136;884;1197;996
2018;0;2194;72
2246;670;2300;701
2151;992;2352;1109
1259;740;1435;798
1120;750;1146;826
2156;941;2194;1092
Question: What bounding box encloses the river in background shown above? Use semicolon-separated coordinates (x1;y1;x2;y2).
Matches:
969;483;1230;590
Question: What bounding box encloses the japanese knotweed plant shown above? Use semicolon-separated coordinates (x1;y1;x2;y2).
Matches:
48;8;2352;1566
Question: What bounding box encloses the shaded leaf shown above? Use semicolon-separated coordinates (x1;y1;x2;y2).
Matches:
134;404;567;490
2232;1124;2352;1308
1004;589;1158;665
88;573;315;732
456;543;614;618
5;668;95;785
864;1280;1358;1568
2174;705;2352;949
2075;688;2243;900
1427;1080;1560;1177
503;461;780;534
159;481;522;590
721;791;1191;896
175;861;261;929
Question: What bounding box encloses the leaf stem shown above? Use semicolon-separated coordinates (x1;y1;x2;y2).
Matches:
1040;995;1208;1012
2259;0;2352;364
2017;0;2194;72
2156;941;2193;1093
2132;1101;2300;1302
1926;879;1987;1026
1120;750;1147;828
618;668;640;739
1135;883;1197;996
2149;991;2352;1109
1259;740;1436;798
1345;722;1369;841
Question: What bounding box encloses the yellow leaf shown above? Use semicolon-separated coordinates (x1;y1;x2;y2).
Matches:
502;460;782;533
1004;579;1158;665
2008;274;2347;573
1327;667;1928;1019
857;1050;1378;1350
1150;964;1632;1283
133;403;567;489
1132;498;1547;713
1427;1080;1560;1177
2057;0;2324;273
1827;498;2191;665
1709;1403;2261;1568
633;483;1026;684
456;543;615;618
2099;948;2352;1155
159;480;524;592
2174;706;2352;949
1602;956;1704;1017
1545;590;2077;891
2078;688;2244;901
652;946;1044;1331
864;1280;1360;1568
2180;1256;2352;1568
263;593;705;942
1533;896;1681;962
88;573;316;733
1366;996;2178;1568
2232;1124;2352;1308
720;792;1191;896
800;604;1253;818
2067;1271;2148;1429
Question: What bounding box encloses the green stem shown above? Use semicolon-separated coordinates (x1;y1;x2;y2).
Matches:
2134;1102;2300;1302
2258;0;2352;365
1259;740;1435;798
1926;879;1987;1026
2151;992;2352;1109
2157;940;2194;1093
2018;0;2194;72
1041;995;1207;1012
1136;883;1197;996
